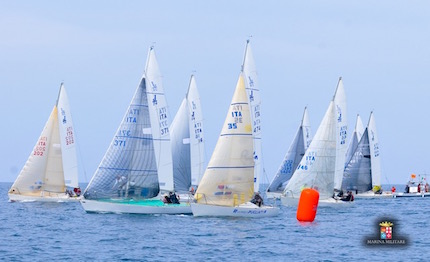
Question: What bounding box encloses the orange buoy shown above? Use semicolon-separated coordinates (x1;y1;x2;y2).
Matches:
296;188;319;222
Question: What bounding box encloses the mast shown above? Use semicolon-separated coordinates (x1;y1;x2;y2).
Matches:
242;39;262;192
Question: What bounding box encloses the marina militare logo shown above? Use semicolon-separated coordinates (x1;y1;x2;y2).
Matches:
365;218;407;246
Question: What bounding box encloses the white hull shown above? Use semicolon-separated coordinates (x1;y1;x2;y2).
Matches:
80;199;192;214
8;193;81;202
353;191;393;198
280;196;299;206
191;202;279;217
319;197;353;207
280;196;353;207
266;192;283;199
177;193;194;202
393;192;430;198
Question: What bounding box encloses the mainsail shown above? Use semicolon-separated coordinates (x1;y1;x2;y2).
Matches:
368;112;381;188
145;47;174;192
242;40;262;193
170;75;205;192
267;107;312;194
195;74;254;206
333;78;348;191
84;47;173;200
57;85;79;188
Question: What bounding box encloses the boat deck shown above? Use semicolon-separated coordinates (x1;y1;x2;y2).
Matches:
97;198;190;207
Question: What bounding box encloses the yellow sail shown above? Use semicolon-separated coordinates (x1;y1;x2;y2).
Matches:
195;73;254;206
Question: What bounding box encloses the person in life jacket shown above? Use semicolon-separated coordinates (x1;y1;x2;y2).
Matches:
341;191;354;202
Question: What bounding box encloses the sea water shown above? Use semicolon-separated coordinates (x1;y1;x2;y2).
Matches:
0;183;428;261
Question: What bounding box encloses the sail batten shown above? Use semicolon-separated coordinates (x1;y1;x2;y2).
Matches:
208;166;254;169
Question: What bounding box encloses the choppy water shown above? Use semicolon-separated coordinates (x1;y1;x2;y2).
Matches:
0;183;428;261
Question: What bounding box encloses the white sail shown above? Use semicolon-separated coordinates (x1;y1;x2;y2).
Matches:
170;75;205;192
145;47;174;192
186;75;205;187
267;107;312;194
355;114;364;141
9;106;63;195
283;101;337;200
195;74;254;206
57;84;79;188
170;98;190;192
333;77;348;191
345;114;364;165
242;40;262;193
302;107;312;149
367;112;381;187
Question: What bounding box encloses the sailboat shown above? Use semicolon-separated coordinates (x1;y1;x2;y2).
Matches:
80;47;191;214
191;73;279;217
281;78;348;206
242;40;263;193
170;75;205;198
8;84;81;202
342;112;391;198
266;107;312;198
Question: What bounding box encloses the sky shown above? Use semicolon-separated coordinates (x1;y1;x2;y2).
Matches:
1;1;429;185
